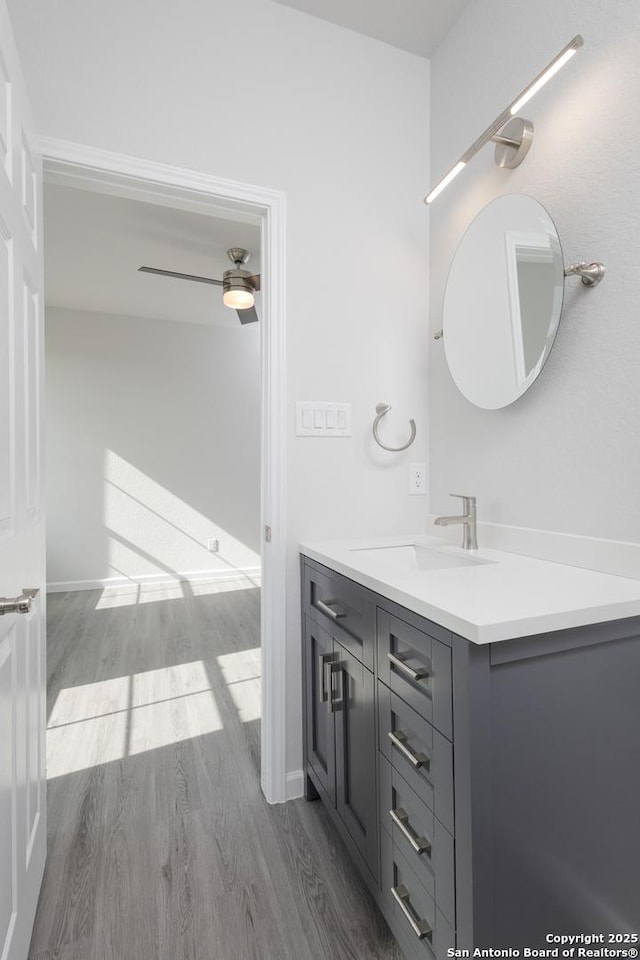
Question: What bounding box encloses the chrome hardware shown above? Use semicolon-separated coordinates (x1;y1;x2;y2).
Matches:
0;588;39;616
388;730;430;769
314;598;346;621
424;36;583;204
434;493;478;550
264;525;272;542
387;651;430;683
391;884;432;940
389;808;432;856
318;653;334;703
492;116;534;169
433;329;443;341
372;403;416;453
564;261;605;287
326;662;342;714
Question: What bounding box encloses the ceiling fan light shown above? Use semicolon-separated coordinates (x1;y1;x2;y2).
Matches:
223;268;256;310
223;287;255;309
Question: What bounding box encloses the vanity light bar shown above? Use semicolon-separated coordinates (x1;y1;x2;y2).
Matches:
424;161;466;203
424;35;583;205
509;37;582;115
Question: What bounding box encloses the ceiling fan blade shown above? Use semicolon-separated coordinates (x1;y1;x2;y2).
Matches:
237;305;259;325
247;274;261;292
138;266;223;286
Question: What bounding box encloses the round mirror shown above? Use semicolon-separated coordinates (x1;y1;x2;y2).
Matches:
443;194;565;409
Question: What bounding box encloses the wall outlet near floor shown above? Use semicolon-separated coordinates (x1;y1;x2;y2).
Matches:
409;462;427;496
207;538;220;553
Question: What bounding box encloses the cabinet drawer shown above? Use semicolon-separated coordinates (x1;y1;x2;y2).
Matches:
377;611;453;740
303;561;375;669
379;683;454;836
379;754;455;926
381;829;455;960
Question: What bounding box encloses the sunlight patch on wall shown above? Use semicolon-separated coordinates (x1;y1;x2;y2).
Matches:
105;532;169;580
103;450;260;582
47;660;222;778
217;647;261;724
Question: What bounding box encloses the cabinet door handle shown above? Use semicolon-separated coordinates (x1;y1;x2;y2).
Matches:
313;598;346;621
391;884;432;941
389;807;431;856
318;653;333;703
326;662;342;713
388;730;430;770
387;651;430;682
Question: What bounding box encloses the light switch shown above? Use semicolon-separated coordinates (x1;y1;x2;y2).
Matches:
295;401;351;437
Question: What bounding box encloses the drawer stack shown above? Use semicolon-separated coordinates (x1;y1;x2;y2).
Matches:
377;609;455;960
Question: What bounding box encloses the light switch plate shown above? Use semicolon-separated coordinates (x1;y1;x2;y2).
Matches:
296;401;351;437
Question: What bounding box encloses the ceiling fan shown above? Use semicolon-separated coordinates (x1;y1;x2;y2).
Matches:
138;247;261;324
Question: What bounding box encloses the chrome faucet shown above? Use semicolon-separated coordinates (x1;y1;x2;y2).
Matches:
434;495;478;550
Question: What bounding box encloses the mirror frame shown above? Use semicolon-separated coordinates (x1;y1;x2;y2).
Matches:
442;194;565;410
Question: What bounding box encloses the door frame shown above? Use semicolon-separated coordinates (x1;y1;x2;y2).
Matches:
40;136;288;804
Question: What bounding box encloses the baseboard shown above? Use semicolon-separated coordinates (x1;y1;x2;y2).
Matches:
47;566;262;593
286;769;305;801
427;516;640;581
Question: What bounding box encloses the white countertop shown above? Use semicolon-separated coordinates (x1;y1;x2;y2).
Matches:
300;535;640;644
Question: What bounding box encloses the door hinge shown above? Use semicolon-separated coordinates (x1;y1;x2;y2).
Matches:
264;525;272;543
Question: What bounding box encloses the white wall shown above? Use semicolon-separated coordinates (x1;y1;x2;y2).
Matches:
9;0;430;777
429;0;640;544
46;307;261;586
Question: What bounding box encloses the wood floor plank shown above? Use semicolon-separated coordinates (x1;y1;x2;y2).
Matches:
29;581;403;960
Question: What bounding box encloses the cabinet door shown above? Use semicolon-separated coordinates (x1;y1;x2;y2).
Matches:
334;642;378;878
304;616;336;804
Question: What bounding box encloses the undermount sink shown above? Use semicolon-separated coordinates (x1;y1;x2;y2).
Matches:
349;542;491;572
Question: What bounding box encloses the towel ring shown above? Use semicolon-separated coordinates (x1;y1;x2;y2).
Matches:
372;403;416;453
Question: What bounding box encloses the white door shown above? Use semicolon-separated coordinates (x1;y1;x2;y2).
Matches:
0;2;46;959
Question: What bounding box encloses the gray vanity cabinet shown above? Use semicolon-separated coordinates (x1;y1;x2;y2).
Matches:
302;562;378;885
301;555;640;959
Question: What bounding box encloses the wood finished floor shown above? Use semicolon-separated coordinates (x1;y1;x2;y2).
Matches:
30;581;403;960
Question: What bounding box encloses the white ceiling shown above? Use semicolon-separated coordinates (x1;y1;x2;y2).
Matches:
44;184;261;328
270;0;470;58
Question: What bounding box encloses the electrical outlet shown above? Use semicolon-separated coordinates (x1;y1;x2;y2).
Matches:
409;462;427;496
207;538;219;553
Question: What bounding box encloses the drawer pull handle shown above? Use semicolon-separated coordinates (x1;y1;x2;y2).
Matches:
388;730;430;770
314;598;346;621
391;884;432;941
389;807;432;856
387;651;430;682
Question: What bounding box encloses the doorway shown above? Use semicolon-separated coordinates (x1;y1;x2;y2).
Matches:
41;139;287;804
